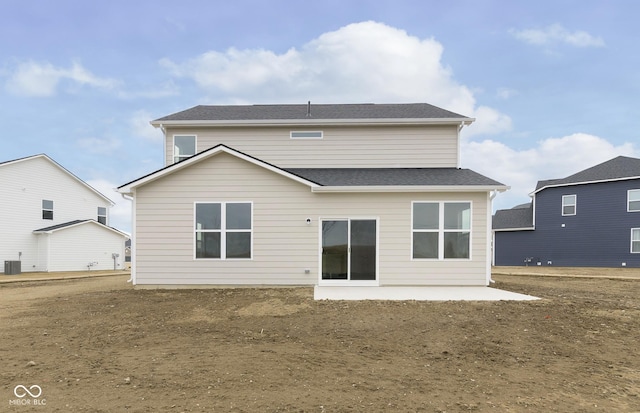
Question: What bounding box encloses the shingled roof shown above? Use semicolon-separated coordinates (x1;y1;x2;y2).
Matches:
492;203;534;230
535;156;640;191
287;167;504;187
152;103;471;123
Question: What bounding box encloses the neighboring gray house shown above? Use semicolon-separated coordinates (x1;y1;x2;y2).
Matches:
493;156;640;267
1;154;129;273
118;103;510;298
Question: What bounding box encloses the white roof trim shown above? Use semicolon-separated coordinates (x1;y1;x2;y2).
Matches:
531;175;640;196
118;145;321;193
33;220;130;238
151;118;475;128
1;154;115;206
312;185;510;193
493;227;535;232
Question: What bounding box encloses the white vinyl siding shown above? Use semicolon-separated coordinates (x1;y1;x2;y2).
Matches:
134;152;490;287
562;194;576;216
0;156;116;272
164;125;459;168
38;223;126;271
628;189;640;212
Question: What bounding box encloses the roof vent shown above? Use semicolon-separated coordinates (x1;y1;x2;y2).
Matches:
306;101;311;117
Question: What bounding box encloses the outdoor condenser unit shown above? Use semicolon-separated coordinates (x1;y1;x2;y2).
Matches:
4;260;21;275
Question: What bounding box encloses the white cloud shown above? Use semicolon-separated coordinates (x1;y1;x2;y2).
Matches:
130;110;163;142
5;60;119;97
76;136;122;155
496;87;517;100
462;133;637;211
86;178;131;233
161;21;510;137
510;24;605;48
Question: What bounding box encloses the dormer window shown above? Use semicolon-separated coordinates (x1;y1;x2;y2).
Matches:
290;131;323;139
173;135;196;163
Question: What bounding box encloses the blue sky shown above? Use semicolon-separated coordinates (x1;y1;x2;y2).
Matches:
2;0;638;232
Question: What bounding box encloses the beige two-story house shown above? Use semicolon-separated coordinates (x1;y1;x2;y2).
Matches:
118;103;511;299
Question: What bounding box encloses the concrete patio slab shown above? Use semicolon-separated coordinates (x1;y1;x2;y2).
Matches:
314;285;539;301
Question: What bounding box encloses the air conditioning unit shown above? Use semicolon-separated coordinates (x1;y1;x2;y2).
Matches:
4;261;21;275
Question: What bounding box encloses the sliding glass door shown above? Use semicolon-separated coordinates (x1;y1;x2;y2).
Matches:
321;219;377;282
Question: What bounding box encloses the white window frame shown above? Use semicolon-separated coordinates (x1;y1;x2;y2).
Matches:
411;201;472;261
194;201;253;260
628;189;640;212
632;228;640;253
173;135;197;163
42;199;54;220
290;131;323;139
562;194;577;216
97;207;107;225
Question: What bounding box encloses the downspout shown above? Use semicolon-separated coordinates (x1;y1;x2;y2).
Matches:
457;122;465;168
487;190;498;284
121;192;136;284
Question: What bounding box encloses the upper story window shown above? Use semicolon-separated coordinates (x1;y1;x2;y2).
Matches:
628;189;640;212
632;228;640;253
562;195;576;216
42;200;53;220
173;135;196;163
290;131;323;139
97;207;107;225
412;201;471;260
195;202;252;259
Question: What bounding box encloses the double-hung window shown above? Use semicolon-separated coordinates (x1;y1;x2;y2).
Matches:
173;135;196;163
195;202;252;259
562;195;576;216
97;207;107;225
632;228;640;253
412;201;471;259
628;190;640;212
42;200;54;220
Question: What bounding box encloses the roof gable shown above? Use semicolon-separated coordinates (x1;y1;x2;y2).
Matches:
151;103;474;126
1;154;115;205
119;144;507;193
118;144;321;193
534;156;640;193
33;219;129;238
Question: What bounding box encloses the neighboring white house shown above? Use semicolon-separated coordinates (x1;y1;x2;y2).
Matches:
1;154;128;273
118;103;511;298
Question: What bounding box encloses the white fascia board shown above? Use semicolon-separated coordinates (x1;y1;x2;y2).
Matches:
531;175;640;196
151;117;475;128
493;227;535;232
312;185;510;193
118;145;320;193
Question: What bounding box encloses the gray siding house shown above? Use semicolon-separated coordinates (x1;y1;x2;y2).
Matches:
493;156;640;267
119;103;510;298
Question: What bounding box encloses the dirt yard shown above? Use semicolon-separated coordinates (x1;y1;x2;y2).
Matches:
1;270;639;412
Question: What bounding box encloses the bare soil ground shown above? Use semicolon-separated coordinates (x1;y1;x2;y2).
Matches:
1;269;639;412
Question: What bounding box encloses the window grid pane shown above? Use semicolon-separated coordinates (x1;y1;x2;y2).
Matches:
629;190;640;211
413;203;439;229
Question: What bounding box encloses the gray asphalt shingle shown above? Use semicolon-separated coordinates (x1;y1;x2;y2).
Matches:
154;103;468;122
